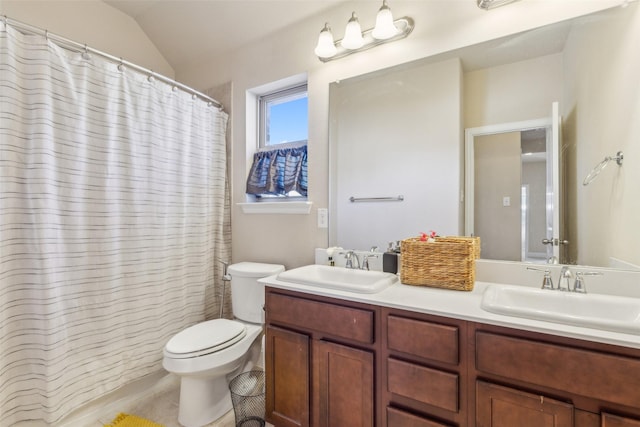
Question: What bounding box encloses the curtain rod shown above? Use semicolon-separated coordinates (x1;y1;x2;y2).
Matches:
1;15;224;111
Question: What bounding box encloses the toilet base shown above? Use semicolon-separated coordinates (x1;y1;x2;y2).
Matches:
178;376;232;427
172;330;264;427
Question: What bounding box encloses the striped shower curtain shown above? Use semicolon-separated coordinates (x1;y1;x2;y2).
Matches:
0;25;229;425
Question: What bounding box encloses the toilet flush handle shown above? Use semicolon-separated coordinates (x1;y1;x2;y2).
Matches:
219;259;231;282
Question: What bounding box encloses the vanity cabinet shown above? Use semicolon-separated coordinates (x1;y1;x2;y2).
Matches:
476;381;573;427
383;309;467;427
602;413;640;427
265;286;640;427
313;340;374;426
472;325;640;427
264;288;378;427
265;325;310;427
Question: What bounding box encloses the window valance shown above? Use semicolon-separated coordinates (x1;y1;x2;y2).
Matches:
246;144;308;197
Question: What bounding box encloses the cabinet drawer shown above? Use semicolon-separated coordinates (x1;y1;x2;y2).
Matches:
476;331;640;409
602;413;640;427
266;292;374;344
388;358;459;412
387;406;452;427
387;315;458;364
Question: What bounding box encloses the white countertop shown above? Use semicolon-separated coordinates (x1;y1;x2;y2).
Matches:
260;274;640;350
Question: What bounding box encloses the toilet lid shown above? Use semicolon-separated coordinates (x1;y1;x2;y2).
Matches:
165;319;247;358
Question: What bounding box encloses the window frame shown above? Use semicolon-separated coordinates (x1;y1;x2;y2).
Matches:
258;83;308;149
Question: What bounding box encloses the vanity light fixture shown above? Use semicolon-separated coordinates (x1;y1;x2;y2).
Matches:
314;0;414;62
341;12;365;49
372;0;398;40
314;23;338;58
477;0;522;10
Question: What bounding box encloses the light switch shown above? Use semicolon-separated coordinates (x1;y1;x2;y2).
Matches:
317;208;328;228
503;196;511;207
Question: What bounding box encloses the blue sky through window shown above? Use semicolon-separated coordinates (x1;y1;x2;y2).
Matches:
268;97;308;145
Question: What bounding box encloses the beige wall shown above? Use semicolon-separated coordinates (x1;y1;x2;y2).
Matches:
0;0;173;77
1;0;625;269
464;53;564;128
182;0;616;269
563;3;640;268
474;132;521;261
522;158;548;257
464;53;562;262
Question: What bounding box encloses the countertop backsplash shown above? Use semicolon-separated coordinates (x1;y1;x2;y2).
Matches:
314;248;640;299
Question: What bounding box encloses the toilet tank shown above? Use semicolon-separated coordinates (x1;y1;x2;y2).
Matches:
228;262;285;323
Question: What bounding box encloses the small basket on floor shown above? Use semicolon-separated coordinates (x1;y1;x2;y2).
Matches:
229;370;266;427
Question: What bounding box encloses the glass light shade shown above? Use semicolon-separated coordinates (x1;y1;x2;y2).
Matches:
372;1;398;40
341;12;364;50
314;24;337;58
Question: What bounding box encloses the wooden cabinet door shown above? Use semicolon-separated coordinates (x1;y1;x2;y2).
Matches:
603;413;640;427
476;381;573;427
313;340;374;427
387;406;453;427
265;325;310;427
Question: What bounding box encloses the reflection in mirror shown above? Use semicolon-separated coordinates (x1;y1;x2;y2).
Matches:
329;4;640;270
329;58;463;252
465;119;558;264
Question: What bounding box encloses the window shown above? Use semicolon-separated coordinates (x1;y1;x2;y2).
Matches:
259;84;308;148
247;84;308;199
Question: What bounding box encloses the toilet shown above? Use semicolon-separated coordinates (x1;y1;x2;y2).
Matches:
162;262;285;427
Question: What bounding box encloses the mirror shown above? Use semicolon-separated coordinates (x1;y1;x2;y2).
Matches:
329;57;464;252
329;4;640;270
465;118;558;264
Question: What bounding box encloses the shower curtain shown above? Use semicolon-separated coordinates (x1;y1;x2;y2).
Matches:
0;25;229;425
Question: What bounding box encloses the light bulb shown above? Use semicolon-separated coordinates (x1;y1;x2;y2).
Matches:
372;0;398;40
314;23;337;58
341;12;364;50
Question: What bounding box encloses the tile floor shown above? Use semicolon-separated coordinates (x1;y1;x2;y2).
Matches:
62;349;271;427
95;381;237;427
71;372;273;427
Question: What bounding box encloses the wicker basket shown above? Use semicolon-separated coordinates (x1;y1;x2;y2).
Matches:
400;236;481;291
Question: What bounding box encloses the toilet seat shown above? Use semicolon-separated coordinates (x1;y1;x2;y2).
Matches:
164;319;247;359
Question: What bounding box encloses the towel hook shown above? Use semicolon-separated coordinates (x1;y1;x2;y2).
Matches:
582;151;623;186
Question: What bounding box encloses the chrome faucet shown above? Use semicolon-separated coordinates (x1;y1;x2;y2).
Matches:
573;272;587;293
526;266;555;289
572;271;603;293
361;253;379;271
344;250;361;269
541;270;555;290
558;266;572;291
529;265;602;293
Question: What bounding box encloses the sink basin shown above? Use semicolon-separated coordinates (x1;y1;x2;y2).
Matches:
481;285;640;335
276;264;398;294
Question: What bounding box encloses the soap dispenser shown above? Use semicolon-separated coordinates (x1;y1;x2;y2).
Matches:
383;242;399;274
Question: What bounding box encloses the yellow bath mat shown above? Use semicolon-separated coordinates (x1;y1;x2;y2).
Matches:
104;413;165;427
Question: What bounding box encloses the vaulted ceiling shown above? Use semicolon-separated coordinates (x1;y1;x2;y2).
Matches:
104;0;346;70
